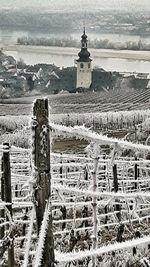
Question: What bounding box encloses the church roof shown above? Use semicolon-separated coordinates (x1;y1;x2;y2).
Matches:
77;49;92;62
76;28;92;63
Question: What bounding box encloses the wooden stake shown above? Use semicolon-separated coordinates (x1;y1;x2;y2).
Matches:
113;164;118;192
92;157;99;266
3;143;14;267
60;153;63;179
113;164;120;221
0;155;5;239
33;99;55;267
134;157;138;190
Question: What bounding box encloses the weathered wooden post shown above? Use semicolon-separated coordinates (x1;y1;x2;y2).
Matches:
84;164;88;181
3;143;14;267
134;157;138;190
103;155;106;180
33;99;55;267
92;156;99;266
113;164;121;221
60;153;63;179
15;184;18;197
113;164;118;192
0;155;5;239
113;163;124;242
93;119;95;130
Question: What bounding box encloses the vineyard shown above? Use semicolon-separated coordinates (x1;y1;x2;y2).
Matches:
1;88;150;115
1;88;150;144
1;98;150;266
50;88;150;114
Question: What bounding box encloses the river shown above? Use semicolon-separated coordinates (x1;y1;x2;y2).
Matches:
1;27;150;72
4;49;150;73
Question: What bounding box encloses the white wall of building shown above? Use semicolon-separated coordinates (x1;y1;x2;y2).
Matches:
76;61;92;88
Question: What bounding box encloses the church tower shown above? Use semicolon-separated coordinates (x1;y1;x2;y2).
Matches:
76;27;92;89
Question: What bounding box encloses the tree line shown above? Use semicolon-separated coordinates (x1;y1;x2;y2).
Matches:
17;37;150;51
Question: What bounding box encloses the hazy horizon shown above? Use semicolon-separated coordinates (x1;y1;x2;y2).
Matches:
0;0;150;12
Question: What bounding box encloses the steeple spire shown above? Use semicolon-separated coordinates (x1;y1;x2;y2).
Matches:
83;25;85;35
77;28;92;62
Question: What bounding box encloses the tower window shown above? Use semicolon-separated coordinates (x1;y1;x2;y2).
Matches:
80;63;84;68
88;63;90;68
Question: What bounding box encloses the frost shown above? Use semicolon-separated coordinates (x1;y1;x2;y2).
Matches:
23;208;35;267
55;235;150;263
50;123;150;152
33;200;52;267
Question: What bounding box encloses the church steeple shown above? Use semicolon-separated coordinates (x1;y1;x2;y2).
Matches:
77;27;92;62
76;28;92;89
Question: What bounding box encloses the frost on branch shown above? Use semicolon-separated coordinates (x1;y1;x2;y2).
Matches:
85;141;100;159
50;123;150;153
33;200;52;267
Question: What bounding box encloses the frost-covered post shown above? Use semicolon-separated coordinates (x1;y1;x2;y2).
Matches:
0;155;4;239
60;153;63;179
113;164;120;221
91;145;99;266
134;157;138;190
113;164;118;192
93;119;95;130
3;143;14;267
33;99;55;266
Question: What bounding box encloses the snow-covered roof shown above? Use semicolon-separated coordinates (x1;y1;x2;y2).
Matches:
49;71;60;80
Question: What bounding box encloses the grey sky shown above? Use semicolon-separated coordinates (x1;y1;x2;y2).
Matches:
0;0;150;11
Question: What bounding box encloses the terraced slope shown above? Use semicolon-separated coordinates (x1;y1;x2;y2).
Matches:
50;88;150;114
1;88;150;116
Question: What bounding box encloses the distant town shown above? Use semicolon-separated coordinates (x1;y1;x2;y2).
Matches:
0;48;149;99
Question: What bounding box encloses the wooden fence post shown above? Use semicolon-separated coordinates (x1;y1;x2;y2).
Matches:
93;119;95;130
3;143;14;267
113;163;124;242
134;157;139;190
92;156;99;266
113;164;118;191
113;164;121;221
0;155;5;239
60;153;63;179
33;99;55;267
15;185;18;197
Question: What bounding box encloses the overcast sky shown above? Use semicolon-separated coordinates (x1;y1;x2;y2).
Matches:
0;0;150;11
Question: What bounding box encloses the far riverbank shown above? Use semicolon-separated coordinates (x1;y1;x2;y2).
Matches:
2;44;150;61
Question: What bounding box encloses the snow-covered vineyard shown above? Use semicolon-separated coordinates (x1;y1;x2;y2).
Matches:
50;88;150;114
1;109;150;149
1;99;150;266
